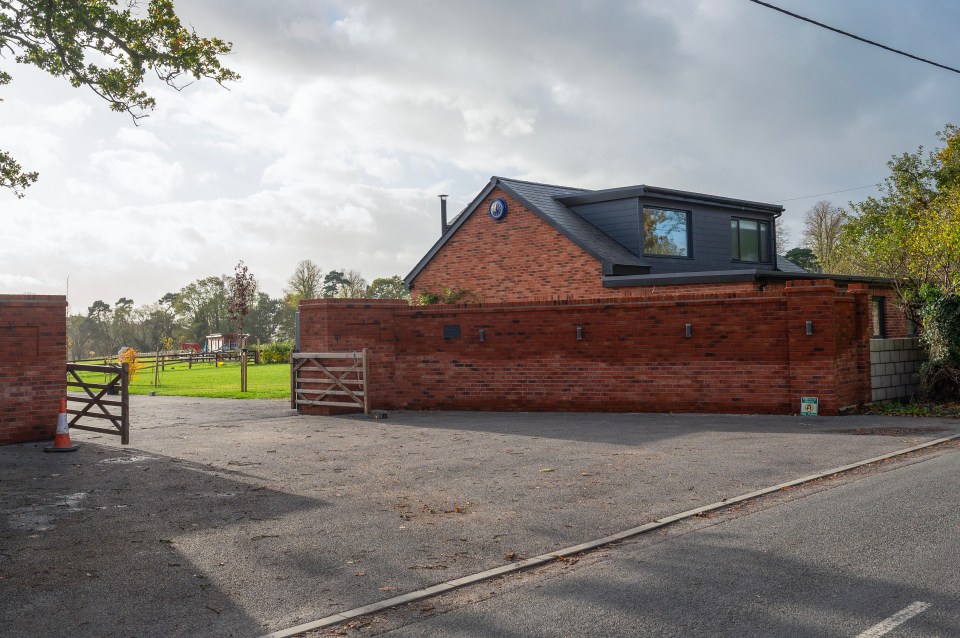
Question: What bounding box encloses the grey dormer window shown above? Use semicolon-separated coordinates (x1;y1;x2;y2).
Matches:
643;207;690;257
731;218;771;263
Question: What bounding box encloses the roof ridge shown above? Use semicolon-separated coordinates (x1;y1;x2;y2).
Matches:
494;175;591;192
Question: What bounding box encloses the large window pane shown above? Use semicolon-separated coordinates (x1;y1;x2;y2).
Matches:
731;218;771;263
643;208;689;257
739;219;759;262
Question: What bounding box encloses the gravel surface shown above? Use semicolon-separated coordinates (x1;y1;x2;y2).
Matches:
1;396;956;637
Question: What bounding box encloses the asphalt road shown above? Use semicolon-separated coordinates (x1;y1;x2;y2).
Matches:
361;448;960;638
2;398;957;638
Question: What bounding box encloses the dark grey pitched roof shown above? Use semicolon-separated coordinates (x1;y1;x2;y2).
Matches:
496;177;649;269
405;176;649;286
776;254;808;273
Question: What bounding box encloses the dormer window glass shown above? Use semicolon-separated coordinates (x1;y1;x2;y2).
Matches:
643;207;690;257
731;218;771;263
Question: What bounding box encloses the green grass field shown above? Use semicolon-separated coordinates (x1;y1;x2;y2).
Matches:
73;361;290;399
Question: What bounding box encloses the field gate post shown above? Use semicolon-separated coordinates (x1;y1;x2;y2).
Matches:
362;348;370;415
121;362;130;445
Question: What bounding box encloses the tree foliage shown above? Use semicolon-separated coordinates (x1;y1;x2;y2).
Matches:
801;201;847;273
783;247;818;273
918;290;960;400
65;265;412;357
336;269;368;298
843;124;960;314
367;275;409;300
227;260;256;348
285;259;322;301
0;0;239;196
321;269;348;298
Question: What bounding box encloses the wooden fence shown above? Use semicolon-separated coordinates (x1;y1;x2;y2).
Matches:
65;362;130;444
291;350;369;414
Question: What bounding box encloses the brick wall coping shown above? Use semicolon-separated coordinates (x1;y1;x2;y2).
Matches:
0;294;67;306
298;283;868;315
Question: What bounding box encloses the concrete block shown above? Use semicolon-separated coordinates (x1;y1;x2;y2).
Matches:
870;351;881;364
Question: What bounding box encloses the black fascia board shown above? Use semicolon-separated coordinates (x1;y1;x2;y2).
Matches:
602;269;894;289
404;178;499;288
557;185;784;215
603;270;761;288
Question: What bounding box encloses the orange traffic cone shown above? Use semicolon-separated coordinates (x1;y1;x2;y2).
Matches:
44;398;78;453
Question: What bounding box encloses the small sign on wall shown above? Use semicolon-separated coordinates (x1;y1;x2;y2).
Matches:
800;397;819;416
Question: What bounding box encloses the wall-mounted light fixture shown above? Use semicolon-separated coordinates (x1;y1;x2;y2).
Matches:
805;320;813;336
334;334;341;343
479;328;485;342
576;325;584;341
685;323;692;338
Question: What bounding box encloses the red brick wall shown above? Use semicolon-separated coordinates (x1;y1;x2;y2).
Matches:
299;280;871;416
412;188;606;302
0;295;67;445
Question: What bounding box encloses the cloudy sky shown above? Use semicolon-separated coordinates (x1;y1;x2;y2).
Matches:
3;0;959;312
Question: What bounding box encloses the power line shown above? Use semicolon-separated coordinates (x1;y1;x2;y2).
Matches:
772;184;878;203
745;0;960;75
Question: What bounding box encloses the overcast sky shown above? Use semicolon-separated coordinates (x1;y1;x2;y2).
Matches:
3;0;959;312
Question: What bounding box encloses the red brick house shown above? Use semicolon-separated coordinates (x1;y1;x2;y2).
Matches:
296;177;913;416
405;176;906;338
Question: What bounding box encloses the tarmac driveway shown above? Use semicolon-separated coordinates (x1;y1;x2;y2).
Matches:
1;396;957;637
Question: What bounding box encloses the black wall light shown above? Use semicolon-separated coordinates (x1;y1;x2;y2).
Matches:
685;323;692;338
576;325;583;341
805;320;813;336
479;328;485;342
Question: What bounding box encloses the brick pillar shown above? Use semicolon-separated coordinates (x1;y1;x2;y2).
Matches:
1;295;68;444
844;283;873;407
785;280;840;415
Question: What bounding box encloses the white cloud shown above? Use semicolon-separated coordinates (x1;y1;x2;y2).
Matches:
86;149;185;201
3;0;958;309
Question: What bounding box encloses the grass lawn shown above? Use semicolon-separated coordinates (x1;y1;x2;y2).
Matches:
73;361;290;399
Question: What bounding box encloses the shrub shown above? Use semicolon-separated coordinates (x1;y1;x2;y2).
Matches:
415;287;479;305
261;340;294;364
117;347;145;383
919;291;960;399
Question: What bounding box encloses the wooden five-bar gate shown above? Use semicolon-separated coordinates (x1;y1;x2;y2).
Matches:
291;350;369;414
65;362;130;444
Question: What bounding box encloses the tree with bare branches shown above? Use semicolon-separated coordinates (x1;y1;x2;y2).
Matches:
801;200;848;273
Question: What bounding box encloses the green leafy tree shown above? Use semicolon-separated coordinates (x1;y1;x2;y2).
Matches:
172;276;230;344
245;292;282;345
783;247;819;273
366;275;409;300
843;124;960;317
84;299;112;355
0;0;239;197
321;269;348;298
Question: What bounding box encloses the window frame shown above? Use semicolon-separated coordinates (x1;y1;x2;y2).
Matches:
641;206;693;259
731;217;772;264
871;296;886;338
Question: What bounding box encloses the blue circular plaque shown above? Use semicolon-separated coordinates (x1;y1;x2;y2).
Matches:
489;197;508;221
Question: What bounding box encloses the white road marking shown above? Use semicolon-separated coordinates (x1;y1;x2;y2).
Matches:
855;602;932;638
